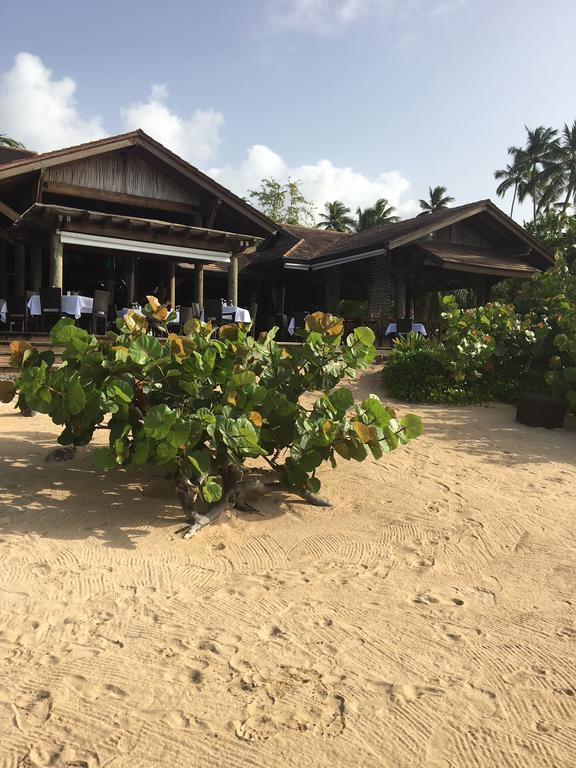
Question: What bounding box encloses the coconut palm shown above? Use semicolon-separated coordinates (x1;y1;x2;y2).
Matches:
515;126;559;220
418;186;455;215
494;161;526;218
354;198;399;231
547;121;576;213
0;134;24;148
316;200;355;232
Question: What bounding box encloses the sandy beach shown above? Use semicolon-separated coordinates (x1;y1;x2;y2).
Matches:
1;367;575;768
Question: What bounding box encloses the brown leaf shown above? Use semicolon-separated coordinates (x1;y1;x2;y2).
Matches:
249;411;263;428
352;421;377;443
167;333;186;357
146;295;160;313
0;380;16;403
124;310;148;335
305;311;343;337
9;340;33;357
218;323;240;341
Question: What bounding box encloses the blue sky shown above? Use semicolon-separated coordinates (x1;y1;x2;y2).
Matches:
0;0;574;221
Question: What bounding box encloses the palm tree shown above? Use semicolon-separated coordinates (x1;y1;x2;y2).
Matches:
549;121;576;213
516;126;559;220
354;198;399;231
0;134;24;148
418;186;455;215
316;200;355;232
494;161;526;217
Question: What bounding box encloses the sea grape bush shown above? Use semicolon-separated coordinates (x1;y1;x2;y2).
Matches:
6;301;423;525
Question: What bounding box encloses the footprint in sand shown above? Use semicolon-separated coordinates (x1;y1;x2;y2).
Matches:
14;690;53;730
64;674;128;701
557;626;576;640
384;682;445;706
413;589;465;608
235;667;345;741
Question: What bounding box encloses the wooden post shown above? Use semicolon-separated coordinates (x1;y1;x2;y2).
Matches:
106;254;115;304
194;263;204;309
168;261;176;309
126;254;136;305
227;253;238;306
31;244;42;292
49;232;63;289
394;274;406;318
14;242;26;296
0;242;6;298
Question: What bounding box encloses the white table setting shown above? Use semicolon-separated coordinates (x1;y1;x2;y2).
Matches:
221;304;251;323
26;293;94;320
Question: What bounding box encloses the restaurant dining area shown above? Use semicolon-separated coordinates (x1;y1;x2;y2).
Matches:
0;130;273;342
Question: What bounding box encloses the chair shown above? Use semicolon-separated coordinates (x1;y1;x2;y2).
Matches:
179;306;195;331
276;313;289;341
91;290;110;334
39;287;62;331
6;296;27;333
396;318;413;335
204;298;223;326
192;302;201;319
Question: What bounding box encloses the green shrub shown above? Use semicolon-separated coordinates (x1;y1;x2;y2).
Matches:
382;348;455;403
6;304;423;536
338;299;368;318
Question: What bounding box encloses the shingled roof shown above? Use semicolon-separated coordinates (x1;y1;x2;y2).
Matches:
249;200;553;271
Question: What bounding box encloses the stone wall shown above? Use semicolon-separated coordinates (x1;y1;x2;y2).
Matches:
368;256;394;318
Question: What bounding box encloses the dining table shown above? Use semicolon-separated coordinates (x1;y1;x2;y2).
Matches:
26;293;94;320
221;305;251;323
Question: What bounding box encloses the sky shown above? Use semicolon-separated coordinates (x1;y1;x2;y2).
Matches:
0;0;574;223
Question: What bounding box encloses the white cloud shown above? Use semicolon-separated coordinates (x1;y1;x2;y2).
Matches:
120;85;224;166
210;145;417;218
0;52;105;151
0;52;417;218
264;0;467;33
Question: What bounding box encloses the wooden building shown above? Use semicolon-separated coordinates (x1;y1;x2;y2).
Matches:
0;132;552;336
242;200;553;330
0;130;277;312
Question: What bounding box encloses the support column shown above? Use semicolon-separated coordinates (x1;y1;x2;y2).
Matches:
0;242;7;298
14;242;26;296
168;261;176;309
106;254;115;304
126;254;136;305
324;267;341;314
227;253;238;306
49;232;63;289
393;274;406;319
194;263;204;309
31;244;42;292
368;256;393;319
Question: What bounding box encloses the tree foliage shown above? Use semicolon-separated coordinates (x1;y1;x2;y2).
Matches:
248;177;316;226
7;303;423;535
354;198;399;231
418;186;455;215
316;200;355;232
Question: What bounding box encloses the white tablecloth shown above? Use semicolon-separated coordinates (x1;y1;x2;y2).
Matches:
0;300;6;323
385;322;427;336
287;317;296;336
222;305;251;323
26;294;94;320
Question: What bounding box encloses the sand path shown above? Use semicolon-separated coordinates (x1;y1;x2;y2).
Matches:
0;368;575;767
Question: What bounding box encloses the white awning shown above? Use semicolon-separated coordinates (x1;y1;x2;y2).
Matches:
57;230;231;263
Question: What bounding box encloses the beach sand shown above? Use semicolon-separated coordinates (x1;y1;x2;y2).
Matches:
0;368;575;767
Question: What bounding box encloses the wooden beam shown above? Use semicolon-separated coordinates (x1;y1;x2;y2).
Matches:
168;261;176;309
49;231;63;289
126;254;136;305
227;253;239;306
31;244;42;292
0;200;19;222
206;199;222;229
194;263;204;309
0;241;7;297
14;242;26;295
42;180;201;216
